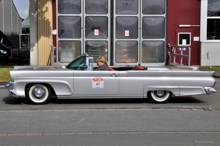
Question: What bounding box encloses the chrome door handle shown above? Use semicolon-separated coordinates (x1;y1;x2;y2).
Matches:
111;73;117;77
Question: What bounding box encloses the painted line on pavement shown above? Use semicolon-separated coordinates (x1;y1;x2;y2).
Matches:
0;108;210;113
0;131;220;137
0;85;5;88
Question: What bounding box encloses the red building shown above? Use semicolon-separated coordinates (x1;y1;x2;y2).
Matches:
167;0;200;65
50;0;207;66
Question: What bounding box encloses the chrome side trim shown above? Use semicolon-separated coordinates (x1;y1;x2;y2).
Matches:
204;87;217;95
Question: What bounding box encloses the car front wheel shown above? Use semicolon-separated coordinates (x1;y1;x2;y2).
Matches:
149;90;171;103
26;84;51;104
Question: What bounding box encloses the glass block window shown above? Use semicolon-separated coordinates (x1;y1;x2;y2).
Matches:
142;41;164;63
142;17;165;39
85;16;108;39
142;0;165;14
115;41;138;63
58;17;81;39
116;17;138;39
58;41;81;63
85;0;108;14
116;0;138;14
85;41;108;63
58;0;81;14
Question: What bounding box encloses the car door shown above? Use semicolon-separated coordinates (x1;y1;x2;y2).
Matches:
73;71;119;95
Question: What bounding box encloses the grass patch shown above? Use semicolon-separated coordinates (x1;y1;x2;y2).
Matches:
202;66;220;71
0;66;14;82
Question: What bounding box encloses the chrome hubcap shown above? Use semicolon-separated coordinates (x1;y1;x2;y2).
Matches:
156;90;165;97
34;87;45;98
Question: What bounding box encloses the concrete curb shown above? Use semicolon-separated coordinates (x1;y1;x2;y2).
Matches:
0;82;6;85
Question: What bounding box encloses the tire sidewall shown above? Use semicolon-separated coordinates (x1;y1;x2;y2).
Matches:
26;84;51;104
150;90;171;103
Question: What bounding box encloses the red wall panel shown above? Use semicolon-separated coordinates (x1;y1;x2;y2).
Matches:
167;0;200;65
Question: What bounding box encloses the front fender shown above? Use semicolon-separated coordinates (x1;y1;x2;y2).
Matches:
14;80;73;97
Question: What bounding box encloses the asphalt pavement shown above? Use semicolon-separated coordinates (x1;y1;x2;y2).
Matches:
0;68;220;146
0;133;219;146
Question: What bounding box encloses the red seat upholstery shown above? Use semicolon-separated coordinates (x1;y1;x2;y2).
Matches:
133;65;144;70
108;67;115;71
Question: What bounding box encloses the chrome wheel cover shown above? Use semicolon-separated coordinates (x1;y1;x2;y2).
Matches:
151;90;170;102
29;84;49;103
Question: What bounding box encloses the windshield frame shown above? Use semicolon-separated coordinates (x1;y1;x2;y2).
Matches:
66;54;87;70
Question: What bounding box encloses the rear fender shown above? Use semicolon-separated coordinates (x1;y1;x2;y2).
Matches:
143;85;180;98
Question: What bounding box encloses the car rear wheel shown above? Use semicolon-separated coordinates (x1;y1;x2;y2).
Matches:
149;90;171;103
26;84;51;104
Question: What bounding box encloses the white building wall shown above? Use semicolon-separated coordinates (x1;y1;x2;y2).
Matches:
200;42;220;66
200;0;220;66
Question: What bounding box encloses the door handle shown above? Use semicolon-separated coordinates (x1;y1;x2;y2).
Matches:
111;73;117;77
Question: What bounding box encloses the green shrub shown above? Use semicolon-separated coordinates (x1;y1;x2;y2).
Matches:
0;66;14;81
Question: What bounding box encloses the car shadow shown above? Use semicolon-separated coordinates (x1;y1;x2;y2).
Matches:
3;96;28;105
49;96;205;104
2;96;205;105
169;96;205;103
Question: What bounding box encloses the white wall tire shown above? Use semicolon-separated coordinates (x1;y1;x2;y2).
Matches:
149;90;171;103
26;84;51;104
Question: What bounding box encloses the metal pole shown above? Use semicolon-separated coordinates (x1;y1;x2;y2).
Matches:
180;47;183;65
169;47;171;65
209;52;212;69
167;44;171;65
51;45;56;66
188;47;191;66
173;47;176;63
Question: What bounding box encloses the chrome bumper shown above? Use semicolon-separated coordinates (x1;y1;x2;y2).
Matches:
204;87;217;95
8;89;18;97
5;81;18;97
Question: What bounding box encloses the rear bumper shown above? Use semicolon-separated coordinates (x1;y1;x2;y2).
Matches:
204;87;217;95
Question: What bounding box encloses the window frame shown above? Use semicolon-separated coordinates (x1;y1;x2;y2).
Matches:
178;32;191;46
201;0;220;41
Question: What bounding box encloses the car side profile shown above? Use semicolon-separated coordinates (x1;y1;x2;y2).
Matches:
5;54;217;104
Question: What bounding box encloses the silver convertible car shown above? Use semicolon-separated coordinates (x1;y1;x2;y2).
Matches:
5;54;216;104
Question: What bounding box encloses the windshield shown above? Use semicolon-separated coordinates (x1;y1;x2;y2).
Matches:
67;56;86;70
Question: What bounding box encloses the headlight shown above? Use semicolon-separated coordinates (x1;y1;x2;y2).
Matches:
0;50;7;54
5;81;14;89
